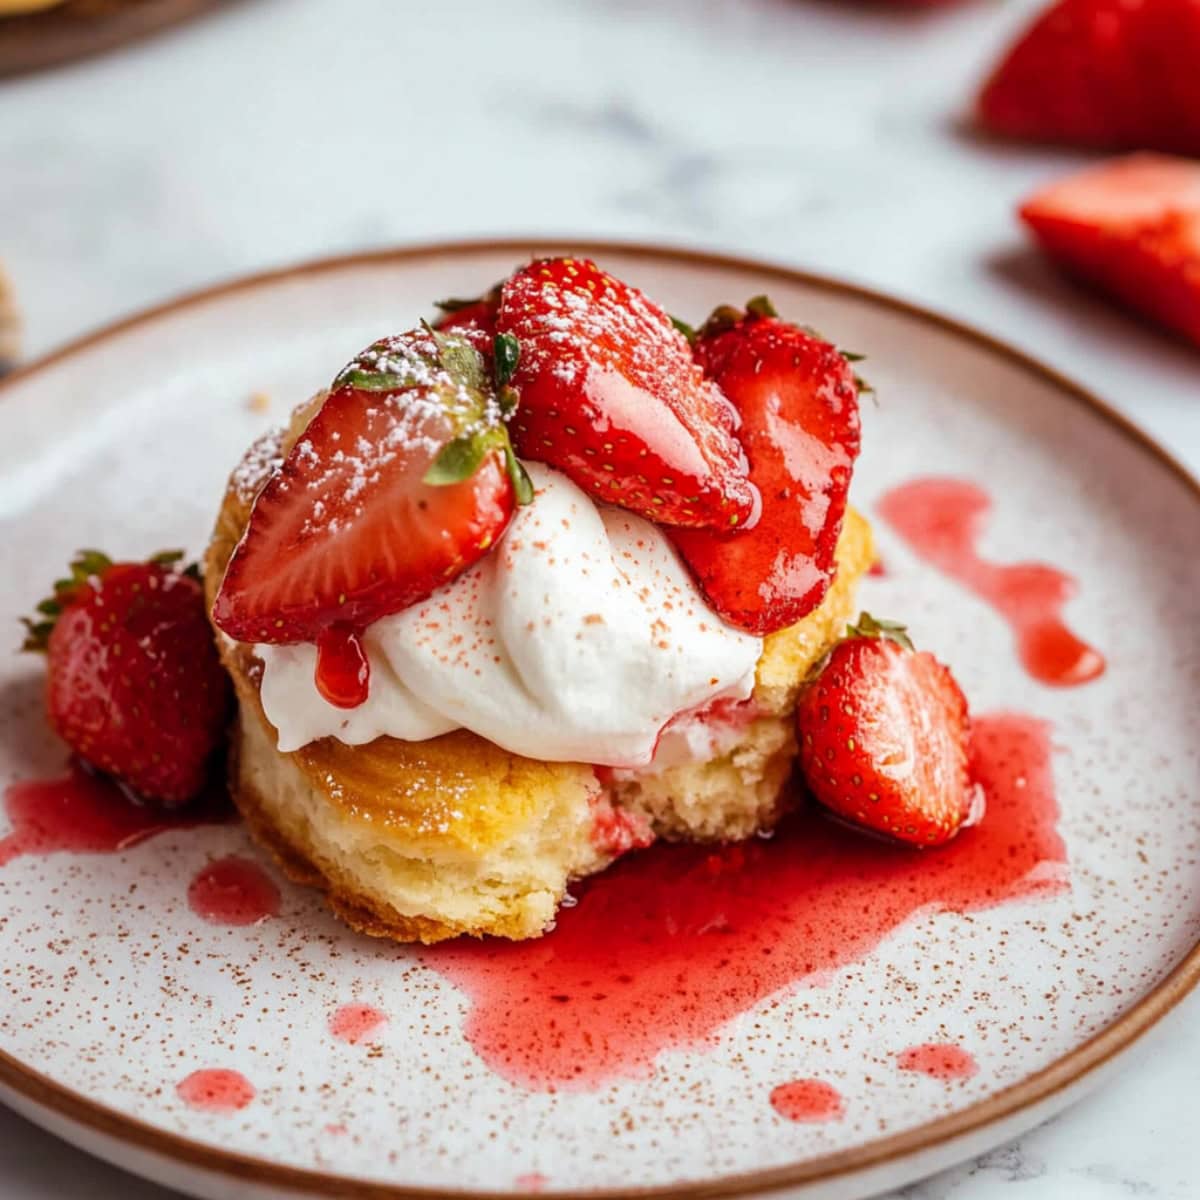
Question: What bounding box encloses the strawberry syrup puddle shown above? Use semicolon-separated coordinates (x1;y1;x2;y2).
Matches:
877;478;1105;687
330;1003;388;1044
0;763;233;868
187;855;280;925
896;1042;978;1081
176;1068;256;1113
422;713;1066;1092
769;1079;845;1123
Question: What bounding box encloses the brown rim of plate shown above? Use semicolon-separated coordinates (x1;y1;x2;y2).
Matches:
0;238;1197;1200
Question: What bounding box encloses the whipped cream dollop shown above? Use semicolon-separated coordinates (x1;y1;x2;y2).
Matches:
256;463;762;766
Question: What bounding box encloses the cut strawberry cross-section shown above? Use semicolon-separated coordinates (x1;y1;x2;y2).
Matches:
212;326;529;647
496;257;759;530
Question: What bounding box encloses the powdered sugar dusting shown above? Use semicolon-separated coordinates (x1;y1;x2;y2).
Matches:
231;426;285;504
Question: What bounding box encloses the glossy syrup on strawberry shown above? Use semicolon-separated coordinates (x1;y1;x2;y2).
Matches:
878;478;1106;687
315;625;371;708
422;713;1066;1091
670;301;861;635
496;258;758;530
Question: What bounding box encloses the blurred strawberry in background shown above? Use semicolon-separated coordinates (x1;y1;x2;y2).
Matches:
1020;154;1200;347
977;0;1200;156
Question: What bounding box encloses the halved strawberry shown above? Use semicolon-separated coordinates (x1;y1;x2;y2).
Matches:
212;327;531;651
796;614;980;848
669;299;861;636
977;0;1200;156
496;257;758;529
1020;154;1200;346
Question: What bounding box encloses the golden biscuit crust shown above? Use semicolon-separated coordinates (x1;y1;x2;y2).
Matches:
205;403;874;942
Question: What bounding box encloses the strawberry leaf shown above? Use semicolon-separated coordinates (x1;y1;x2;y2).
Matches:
424;433;489;486
746;294;778;319
493;332;520;389
504;444;535;506
846;612;913;650
670;315;696;343
435;296;484;313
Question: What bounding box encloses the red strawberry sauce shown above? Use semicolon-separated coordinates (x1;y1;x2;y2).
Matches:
877;478;1105;687
187;855;280;925
330;1003;388;1044
423;713;1066;1091
176;1068;256;1113
0;764;232;868
769;1079;845;1123
315;624;370;709
897;1042;978;1081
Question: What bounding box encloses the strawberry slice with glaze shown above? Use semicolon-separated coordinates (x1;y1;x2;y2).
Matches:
496;257;759;530
669;300;861;636
213;327;529;665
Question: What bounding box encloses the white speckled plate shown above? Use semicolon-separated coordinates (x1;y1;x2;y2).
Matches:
1;242;1198;1200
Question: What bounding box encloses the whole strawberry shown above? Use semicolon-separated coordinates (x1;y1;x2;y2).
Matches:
796;614;980;848
23;551;231;805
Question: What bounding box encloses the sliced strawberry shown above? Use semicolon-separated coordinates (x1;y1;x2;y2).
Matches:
1020;154;1200;346
977;0;1200;156
24;551;231;804
496;257;758;530
669;300;861;636
796;614;979;848
212;327;530;647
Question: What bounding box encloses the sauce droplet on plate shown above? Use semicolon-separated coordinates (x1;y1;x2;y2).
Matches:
0;764;231;868
769;1079;845;1123
896;1042;978;1081
877;478;1105;687
188;855;280;925
423;713;1066;1091
176;1068;256;1113
330;1003;388;1045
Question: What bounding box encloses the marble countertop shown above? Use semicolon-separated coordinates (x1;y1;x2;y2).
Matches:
1;0;1197;1196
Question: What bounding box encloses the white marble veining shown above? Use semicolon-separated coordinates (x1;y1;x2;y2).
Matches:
0;0;1197;1197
